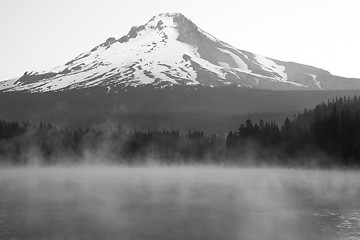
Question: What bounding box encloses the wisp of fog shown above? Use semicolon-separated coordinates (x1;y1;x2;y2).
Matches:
1;166;360;240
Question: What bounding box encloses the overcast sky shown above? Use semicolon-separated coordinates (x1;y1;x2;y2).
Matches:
0;0;359;80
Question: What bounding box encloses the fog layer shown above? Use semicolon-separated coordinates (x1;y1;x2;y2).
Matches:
1;166;360;240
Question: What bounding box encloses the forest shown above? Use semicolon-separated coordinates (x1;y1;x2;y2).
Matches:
1;96;360;167
227;95;360;167
0;120;224;165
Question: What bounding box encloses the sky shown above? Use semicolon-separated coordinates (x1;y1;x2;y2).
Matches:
0;0;359;80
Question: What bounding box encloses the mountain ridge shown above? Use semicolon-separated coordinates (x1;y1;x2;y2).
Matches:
1;12;360;92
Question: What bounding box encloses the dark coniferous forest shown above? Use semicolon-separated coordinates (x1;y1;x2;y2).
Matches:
227;96;360;166
1;96;360;167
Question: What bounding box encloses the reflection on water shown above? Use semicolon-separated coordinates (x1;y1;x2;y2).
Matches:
0;166;360;240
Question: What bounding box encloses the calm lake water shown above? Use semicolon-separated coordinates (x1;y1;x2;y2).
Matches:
0;166;360;240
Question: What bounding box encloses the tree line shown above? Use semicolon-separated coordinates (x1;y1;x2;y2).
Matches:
0;120;224;165
226;96;360;167
1;96;360;167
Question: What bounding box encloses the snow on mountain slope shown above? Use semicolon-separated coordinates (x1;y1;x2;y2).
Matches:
1;12;360;92
0;78;19;91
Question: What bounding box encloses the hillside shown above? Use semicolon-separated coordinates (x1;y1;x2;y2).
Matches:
1;87;360;132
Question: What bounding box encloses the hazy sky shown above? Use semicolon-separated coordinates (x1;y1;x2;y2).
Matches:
0;0;359;80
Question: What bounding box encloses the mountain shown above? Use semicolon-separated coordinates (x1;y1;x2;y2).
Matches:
1;12;360;92
1;13;360;132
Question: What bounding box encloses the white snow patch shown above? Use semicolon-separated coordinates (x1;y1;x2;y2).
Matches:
309;74;322;90
0;78;19;91
254;54;288;81
247;71;307;88
218;62;230;68
217;48;250;73
146;13;177;28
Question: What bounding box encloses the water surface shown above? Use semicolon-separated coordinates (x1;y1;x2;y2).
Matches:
0;166;360;240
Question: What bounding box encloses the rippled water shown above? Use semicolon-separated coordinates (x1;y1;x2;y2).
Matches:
0;166;360;240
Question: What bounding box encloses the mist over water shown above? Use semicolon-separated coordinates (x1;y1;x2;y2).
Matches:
1;166;360;240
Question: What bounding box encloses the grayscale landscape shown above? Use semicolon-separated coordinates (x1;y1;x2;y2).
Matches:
1;0;359;239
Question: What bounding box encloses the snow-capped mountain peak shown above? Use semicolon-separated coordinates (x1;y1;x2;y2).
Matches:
1;12;360;92
147;12;185;27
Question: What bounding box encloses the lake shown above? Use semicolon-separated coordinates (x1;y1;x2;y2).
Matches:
0;166;360;240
